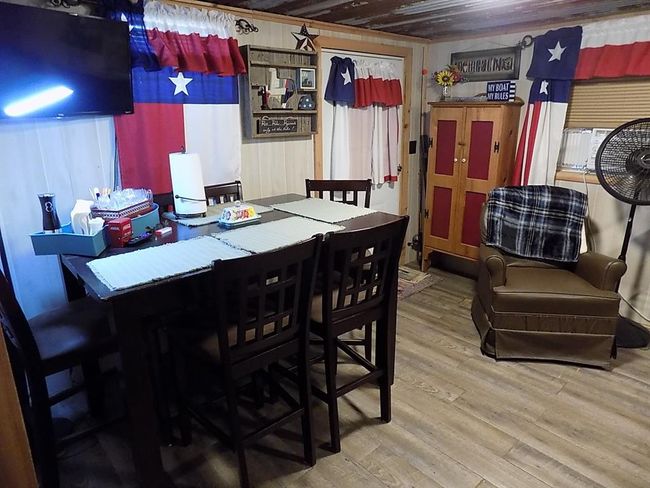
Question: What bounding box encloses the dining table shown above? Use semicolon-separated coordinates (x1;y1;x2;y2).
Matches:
59;193;402;487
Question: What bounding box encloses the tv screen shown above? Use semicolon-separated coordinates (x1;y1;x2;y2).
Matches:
0;3;133;119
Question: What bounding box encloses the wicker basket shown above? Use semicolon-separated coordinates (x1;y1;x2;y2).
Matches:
91;199;154;221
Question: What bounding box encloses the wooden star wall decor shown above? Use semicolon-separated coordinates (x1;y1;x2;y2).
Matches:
292;24;318;51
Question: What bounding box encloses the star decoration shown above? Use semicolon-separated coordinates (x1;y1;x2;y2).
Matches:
548;41;567;62
341;68;352;85
539;80;549;95
292;24;318;51
120;13;134;32
169;72;193;96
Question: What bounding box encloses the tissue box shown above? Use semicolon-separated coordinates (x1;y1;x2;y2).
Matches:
30;224;108;257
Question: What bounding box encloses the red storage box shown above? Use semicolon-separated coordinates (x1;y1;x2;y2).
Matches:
107;217;132;248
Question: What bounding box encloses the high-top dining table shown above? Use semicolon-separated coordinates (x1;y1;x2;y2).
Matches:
60;194;402;487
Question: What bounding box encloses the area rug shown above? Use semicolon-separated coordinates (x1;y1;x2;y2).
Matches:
397;266;440;300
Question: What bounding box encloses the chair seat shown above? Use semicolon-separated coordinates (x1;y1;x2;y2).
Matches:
492;267;620;319
310;288;368;324
29;298;115;375
185;322;278;362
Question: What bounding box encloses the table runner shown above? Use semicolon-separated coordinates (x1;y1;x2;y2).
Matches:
87;236;250;291
271;198;376;223
164;202;272;227
214;216;344;253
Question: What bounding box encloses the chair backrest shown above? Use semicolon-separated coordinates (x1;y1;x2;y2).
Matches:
205;181;243;206
0;271;55;484
210;236;321;364
153;192;174;216
305;179;372;208
320;216;408;325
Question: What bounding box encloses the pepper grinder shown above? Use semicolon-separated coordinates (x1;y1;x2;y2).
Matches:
38;193;62;233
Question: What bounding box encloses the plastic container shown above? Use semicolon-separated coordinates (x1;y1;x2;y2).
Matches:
30;224;108;257
131;204;160;235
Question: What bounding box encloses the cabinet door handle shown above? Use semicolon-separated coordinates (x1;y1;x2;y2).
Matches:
454;158;458;163
461;158;467;163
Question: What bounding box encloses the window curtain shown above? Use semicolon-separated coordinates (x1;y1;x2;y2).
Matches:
325;56;403;184
514;15;650;185
0;118;115;317
113;0;245;194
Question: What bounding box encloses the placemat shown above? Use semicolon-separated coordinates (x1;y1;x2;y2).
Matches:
271;198;376;223
164;202;272;227
87;236;250;291
214;216;344;254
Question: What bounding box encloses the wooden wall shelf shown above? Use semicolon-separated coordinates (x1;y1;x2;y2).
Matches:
240;45;319;139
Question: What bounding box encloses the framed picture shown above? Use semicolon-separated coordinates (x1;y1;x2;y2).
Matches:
298;68;316;90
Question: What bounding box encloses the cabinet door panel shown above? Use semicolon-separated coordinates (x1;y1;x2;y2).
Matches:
424;107;464;253
460;191;486;249
467;121;493;180
431;186;453;239
454;107;503;258
434;119;457;176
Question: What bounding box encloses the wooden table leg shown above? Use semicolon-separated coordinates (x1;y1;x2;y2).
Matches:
386;271;398;386
112;298;174;488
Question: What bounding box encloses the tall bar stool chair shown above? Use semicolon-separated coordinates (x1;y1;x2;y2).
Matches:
0;271;118;488
205;180;243;205
305;178;374;360
310;216;408;452
172;236;322;488
305;178;372;208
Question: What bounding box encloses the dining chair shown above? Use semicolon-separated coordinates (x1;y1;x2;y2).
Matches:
171;236;322;488
305;178;374;361
0;271;118;488
310;216;408;453
153;191;174;216
305;178;372;208
205;180;243;205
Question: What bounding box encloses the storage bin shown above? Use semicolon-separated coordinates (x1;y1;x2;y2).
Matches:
30;224;108;257
131;204;160;235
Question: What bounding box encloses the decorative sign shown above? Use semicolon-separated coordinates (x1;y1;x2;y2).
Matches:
258;116;298;134
486;81;516;101
451;47;520;82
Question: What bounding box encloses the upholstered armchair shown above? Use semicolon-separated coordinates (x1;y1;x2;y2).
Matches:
471;186;627;369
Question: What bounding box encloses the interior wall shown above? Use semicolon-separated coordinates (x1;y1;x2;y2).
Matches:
425;17;650;324
228;12;427;263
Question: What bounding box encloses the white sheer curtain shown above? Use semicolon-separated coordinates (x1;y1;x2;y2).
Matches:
144;0;236;37
0;117;115;318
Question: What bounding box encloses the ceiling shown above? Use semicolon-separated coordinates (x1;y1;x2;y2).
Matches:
216;0;650;41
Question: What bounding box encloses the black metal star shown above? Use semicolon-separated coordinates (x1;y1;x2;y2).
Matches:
292;24;318;51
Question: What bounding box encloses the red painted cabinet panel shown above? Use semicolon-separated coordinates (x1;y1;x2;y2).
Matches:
423;102;522;267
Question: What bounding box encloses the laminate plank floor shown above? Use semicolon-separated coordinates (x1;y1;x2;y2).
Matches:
58;269;650;488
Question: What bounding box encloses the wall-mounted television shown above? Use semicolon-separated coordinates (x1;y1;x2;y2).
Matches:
0;3;133;119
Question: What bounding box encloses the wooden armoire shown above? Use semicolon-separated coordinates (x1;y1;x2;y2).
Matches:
422;101;523;269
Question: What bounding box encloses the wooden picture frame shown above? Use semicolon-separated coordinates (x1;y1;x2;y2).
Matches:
298;68;316;90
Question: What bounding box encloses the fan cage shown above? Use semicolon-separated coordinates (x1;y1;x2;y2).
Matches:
595;118;650;205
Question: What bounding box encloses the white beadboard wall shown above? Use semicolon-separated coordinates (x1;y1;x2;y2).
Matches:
426;18;650;324
229;14;427;262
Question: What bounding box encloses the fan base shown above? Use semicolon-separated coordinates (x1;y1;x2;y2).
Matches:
616;316;650;349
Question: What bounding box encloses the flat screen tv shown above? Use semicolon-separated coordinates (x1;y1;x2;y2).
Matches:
0;3;133;119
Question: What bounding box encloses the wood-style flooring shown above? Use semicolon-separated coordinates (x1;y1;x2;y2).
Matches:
58;269;650;488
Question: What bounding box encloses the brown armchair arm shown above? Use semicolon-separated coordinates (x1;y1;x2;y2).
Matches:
479;244;506;287
575;252;627;291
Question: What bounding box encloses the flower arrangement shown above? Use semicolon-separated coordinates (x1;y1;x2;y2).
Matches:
433;64;464;87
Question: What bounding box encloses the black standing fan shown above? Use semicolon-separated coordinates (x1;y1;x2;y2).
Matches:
595;118;650;348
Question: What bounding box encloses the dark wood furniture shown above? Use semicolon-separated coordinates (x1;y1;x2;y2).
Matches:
172;237;321;488
204;180;243;205
423;101;522;268
59;194;402;487
309;217;408;452
305;178;374;361
154;181;244;217
0;271;117;488
305;178;372;208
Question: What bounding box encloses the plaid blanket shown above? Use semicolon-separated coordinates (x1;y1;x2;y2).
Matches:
485;185;587;263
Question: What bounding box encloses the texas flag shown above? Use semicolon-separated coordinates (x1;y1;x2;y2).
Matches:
115;66;241;194
512;27;582;186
